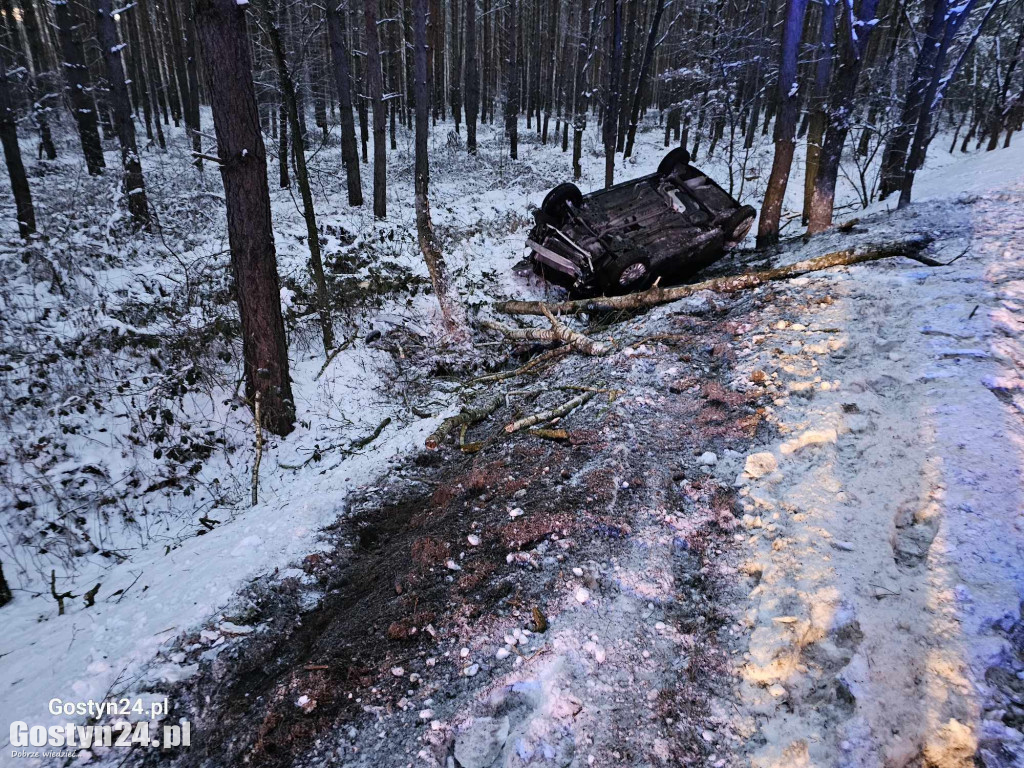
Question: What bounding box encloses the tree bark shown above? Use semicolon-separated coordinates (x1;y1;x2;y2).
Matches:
53;0;105;174
193;0;295;436
806;0;881;233
603;0;623;188
17;0;57;159
325;0;363;206
802;0;836;225
0;51;36;238
572;0;594;179
505;0;519;159
95;0;150;227
363;0;387;218
756;0;809;248
464;0;479;153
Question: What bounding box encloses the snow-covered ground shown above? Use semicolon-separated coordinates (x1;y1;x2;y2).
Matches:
1;108;1022;767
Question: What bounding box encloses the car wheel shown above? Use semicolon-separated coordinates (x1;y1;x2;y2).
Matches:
604;251;652;292
725;206;756;247
657;147;692;176
541;183;584;219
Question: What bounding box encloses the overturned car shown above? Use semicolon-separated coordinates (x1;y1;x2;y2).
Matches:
526;148;756;297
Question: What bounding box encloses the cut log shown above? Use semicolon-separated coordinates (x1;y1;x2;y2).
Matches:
426;395;504;449
495;236;935;317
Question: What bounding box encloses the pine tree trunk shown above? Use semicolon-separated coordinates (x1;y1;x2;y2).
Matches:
264;0;335;353
0;51;36;238
899;0;980;207
53;0;105;174
278;100;289;188
183;13;203;168
363;0;387;218
615;0;636;152
623;0;665;158
352;8;369;163
802;0;835;225
756;0;809;248
603;0;623;188
572;0;593;179
806;0;881;233
96;0;149;227
878;0;948;200
326;0;364;206
413;0;467;342
192;0;295;436
505;0;519;159
464;0;479;153
166;0;194;140
450;0;462;130
19;0;57;160
137;0;167;148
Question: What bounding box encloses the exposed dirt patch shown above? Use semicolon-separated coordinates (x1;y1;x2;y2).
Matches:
136;288;777;768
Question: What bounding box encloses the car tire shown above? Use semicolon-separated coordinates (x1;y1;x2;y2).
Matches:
657;147;692;176
724;205;756;246
541;183;584;219
603;250;652;292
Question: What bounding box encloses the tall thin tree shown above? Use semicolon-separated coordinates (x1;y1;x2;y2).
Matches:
464;0;479;153
95;0;150;227
52;0;105;174
756;0;809;248
363;0;387;217
806;0;881;232
413;0;467;341
603;0;623;188
193;0;295;436
505;0;519;159
326;0;363;206
0;51;36;238
623;0;665;158
262;0;335;353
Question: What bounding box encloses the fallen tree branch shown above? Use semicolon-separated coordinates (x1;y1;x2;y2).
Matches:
540;306;614;355
426;395;503;450
495;236;935;317
504;391;595;434
351;417;391;450
471;345;573;384
480;319;559;343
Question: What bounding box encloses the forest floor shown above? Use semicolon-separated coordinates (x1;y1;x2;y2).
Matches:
1;118;1023;768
